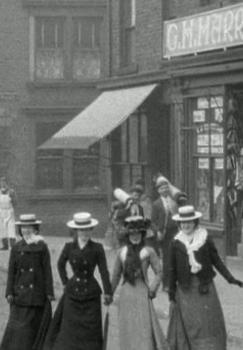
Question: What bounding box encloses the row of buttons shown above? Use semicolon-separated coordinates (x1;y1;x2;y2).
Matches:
20;268;34;273
20;284;34;289
76;277;88;283
72;259;88;265
75;288;88;293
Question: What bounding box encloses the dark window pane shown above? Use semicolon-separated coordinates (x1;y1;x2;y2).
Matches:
73;157;99;189
36;158;63;189
36;18;64;49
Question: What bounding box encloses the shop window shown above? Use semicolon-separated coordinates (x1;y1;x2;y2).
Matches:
120;0;136;67
35;122;100;191
72;146;99;190
111;111;147;189
187;96;224;224
35;17;65;80
36;122;65;189
32;16;102;81
72;18;101;80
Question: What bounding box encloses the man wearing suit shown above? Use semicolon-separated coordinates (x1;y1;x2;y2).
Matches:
151;176;187;291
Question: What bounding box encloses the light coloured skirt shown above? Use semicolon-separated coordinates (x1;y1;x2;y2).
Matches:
118;278;169;350
167;276;226;350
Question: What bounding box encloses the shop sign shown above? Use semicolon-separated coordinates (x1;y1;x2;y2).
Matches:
163;3;243;58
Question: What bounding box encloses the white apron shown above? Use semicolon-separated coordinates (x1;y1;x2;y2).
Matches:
0;192;16;239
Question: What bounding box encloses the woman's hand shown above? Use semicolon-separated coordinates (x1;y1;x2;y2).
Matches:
148;290;156;299
6;295;14;304
104;294;113;306
232;279;243;287
47;295;55;302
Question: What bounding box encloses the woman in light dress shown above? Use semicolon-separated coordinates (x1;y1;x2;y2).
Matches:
111;215;169;350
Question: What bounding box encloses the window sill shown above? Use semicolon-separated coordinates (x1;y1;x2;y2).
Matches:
22;0;106;8
24;191;107;202
116;63;138;76
26;80;99;89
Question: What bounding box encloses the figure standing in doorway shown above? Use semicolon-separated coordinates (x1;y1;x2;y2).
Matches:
151;175;187;291
0;176;17;250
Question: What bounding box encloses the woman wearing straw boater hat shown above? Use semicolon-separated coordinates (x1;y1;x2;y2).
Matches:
167;205;243;350
111;215;169;350
0;214;54;350
44;212;112;350
151;175;187;291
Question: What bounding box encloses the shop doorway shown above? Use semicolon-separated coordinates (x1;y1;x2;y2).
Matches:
225;85;243;255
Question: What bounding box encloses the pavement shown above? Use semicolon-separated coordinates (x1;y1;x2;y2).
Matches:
0;236;243;349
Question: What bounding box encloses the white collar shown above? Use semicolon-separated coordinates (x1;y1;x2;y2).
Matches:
24;234;44;245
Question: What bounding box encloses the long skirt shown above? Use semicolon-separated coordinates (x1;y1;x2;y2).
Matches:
45;294;103;350
0;302;51;350
167;277;226;350
118;279;169;350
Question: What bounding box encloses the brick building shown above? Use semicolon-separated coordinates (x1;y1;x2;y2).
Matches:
46;0;243;255
0;0;109;235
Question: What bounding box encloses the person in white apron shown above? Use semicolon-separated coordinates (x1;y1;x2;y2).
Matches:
0;177;16;250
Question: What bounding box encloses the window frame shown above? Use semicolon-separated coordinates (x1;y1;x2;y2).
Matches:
120;0;136;68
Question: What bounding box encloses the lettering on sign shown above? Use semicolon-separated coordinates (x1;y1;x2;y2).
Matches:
164;4;243;58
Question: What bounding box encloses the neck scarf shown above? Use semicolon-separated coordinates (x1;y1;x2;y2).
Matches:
175;227;208;273
24;234;44;245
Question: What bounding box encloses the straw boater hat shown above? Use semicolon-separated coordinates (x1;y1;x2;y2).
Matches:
172;205;202;222
15;214;42;226
67;212;98;229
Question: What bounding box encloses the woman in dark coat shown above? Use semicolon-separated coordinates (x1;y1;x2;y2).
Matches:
167;205;243;350
0;214;54;350
45;212;112;350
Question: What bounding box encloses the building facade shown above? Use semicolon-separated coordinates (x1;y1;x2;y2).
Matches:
0;0;109;235
97;0;243;256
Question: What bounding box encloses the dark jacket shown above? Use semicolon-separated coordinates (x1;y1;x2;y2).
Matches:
6;238;54;306
151;197;178;241
168;236;235;301
57;239;112;301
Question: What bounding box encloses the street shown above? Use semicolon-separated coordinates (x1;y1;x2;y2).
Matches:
0;236;243;350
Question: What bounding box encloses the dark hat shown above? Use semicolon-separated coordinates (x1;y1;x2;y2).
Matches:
124;215;150;233
130;183;144;194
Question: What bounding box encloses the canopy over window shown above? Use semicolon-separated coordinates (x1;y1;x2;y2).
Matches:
39;84;157;150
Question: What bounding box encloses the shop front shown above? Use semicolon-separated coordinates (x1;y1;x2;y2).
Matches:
163;3;243;256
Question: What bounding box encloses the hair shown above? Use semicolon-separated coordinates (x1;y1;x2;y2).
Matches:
178;218;199;229
18;224;40;237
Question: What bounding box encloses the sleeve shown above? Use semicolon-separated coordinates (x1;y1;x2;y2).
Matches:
148;248;162;293
57;243;69;286
42;244;54;297
151;202;159;233
111;252;123;294
208;237;235;283
168;241;177;301
97;244;112;295
5;248;16;297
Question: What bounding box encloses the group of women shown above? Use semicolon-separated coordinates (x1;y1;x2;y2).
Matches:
0;205;243;350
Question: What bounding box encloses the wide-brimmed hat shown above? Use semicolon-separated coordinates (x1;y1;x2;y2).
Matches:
172;205;202;222
113;188;132;204
124;215;150;233
67;212;98;229
15;214;42;226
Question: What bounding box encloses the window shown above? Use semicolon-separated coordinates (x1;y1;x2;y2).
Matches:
33;16;102;81
72;18;102;80
111;111;147;189
35;122;100;191
35;17;65;80
120;0;136;67
187;95;224;224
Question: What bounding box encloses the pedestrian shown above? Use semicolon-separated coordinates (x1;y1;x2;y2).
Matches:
0;176;17;250
167;205;243;350
111;215;169;350
151;175;187;290
44;212;113;350
0;214;54;350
